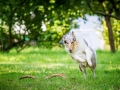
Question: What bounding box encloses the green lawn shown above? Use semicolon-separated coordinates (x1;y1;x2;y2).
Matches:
0;47;120;90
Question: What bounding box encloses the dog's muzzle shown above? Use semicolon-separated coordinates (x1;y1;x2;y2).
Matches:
69;49;72;53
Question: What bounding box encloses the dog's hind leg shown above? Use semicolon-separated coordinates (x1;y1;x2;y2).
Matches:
79;64;87;78
89;66;96;78
92;70;96;78
91;69;96;78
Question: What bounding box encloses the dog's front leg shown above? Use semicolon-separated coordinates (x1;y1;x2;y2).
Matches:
73;55;86;62
85;48;93;66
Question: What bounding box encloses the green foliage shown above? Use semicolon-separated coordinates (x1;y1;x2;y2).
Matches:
0;0;86;51
103;19;120;50
0;0;120;52
0;47;120;90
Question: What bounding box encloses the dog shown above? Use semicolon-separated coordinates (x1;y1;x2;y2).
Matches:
62;31;96;78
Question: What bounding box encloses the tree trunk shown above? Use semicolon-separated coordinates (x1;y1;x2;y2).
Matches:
8;22;12;50
8;5;13;51
105;16;115;53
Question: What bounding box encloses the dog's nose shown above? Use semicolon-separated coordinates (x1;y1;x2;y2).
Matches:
69;49;72;53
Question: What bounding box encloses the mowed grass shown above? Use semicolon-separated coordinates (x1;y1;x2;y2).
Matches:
0;47;120;90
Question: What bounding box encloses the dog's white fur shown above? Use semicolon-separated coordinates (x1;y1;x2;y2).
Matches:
62;31;96;78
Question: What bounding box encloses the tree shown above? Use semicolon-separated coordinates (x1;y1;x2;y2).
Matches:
0;0;40;51
86;0;120;53
1;0;120;53
0;0;83;52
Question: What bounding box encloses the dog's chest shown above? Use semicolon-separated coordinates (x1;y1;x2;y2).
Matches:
71;55;88;66
70;50;88;64
71;50;86;59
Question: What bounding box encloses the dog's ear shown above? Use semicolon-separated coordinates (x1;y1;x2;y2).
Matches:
71;31;76;41
71;31;75;37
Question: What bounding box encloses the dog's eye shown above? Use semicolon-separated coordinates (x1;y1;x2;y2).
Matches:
64;41;68;44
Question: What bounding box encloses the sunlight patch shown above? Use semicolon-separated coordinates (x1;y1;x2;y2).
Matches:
106;64;120;70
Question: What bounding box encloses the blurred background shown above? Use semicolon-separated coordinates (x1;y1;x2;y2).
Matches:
0;0;120;53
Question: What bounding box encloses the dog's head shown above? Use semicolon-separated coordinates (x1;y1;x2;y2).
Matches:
62;31;76;53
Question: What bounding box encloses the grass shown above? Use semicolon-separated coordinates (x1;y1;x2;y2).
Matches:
0;47;120;90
